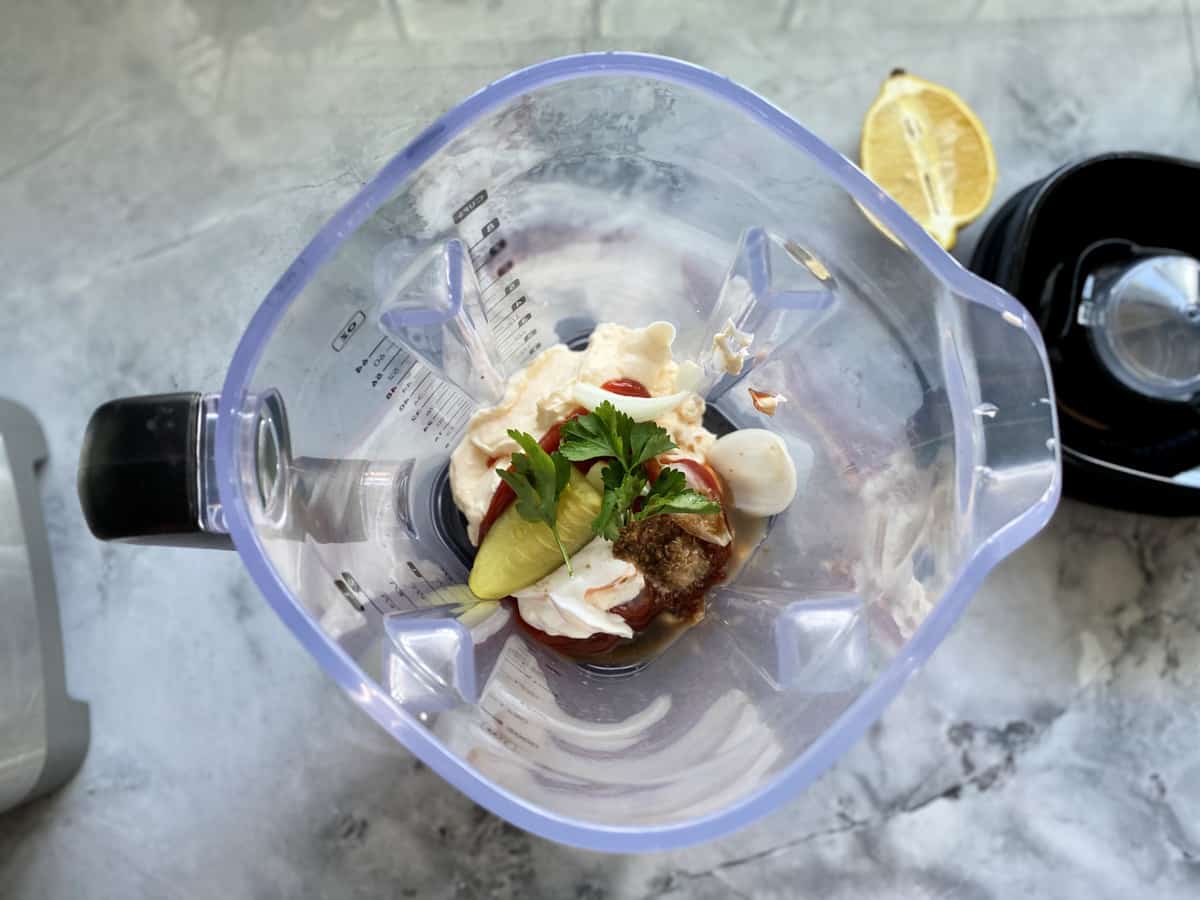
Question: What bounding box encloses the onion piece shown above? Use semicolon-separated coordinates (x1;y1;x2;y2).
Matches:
573;382;689;422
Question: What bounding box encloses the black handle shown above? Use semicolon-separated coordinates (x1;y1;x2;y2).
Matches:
78;393;234;549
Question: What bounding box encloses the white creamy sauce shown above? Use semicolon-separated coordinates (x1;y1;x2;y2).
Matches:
513;539;643;640
712;318;754;375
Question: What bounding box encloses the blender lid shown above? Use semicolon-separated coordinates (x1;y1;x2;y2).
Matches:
1081;253;1200;402
970;152;1200;515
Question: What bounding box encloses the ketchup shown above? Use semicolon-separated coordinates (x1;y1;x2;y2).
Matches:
642;456;722;504
600;378;651;398
513;609;623;656
661;457;723;500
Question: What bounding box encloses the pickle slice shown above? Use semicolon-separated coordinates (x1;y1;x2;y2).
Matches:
468;469;602;600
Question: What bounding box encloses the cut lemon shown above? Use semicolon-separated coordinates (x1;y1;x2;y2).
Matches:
860;69;997;250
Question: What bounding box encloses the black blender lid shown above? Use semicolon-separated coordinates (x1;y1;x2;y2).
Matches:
971;152;1200;516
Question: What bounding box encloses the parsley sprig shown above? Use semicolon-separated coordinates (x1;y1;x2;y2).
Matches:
495;429;574;574
560;401;720;541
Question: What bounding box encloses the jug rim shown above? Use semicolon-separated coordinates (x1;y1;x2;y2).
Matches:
214;52;1061;851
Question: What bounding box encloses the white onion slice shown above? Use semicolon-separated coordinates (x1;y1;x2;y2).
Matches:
573;382;689;422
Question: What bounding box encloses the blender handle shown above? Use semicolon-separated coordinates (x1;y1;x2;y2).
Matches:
78;392;234;549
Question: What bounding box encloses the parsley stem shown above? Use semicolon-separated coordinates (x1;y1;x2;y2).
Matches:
553;530;574;576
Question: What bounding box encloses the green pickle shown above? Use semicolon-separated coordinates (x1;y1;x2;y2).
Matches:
468;469;603;600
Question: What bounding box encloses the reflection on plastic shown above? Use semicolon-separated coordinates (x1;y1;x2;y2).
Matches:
775;598;868;693
435;636;782;824
693;227;838;399
386;615;477;713
375;239;506;404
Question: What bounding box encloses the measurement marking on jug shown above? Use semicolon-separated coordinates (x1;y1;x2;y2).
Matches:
453;190;542;371
335;572;386;615
496;329;527;358
494;296;527;328
423;385;451;429
483;279;520;314
386;365;416;401
406;560;439;594
371;348;403;388
496;322;525;349
436;398;471;443
469;218;500;247
432;395;469;440
387;579;420;610
396;372;423;411
497;317;534;353
356;337;388;374
447;394;471;420
383;359;417;398
429;383;450;407
481;276;519;300
332;310;366;351
333;577;363;611
472;239;508;274
452;189;488;224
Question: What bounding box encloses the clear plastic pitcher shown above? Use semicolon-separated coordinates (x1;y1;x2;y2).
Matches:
78;54;1060;850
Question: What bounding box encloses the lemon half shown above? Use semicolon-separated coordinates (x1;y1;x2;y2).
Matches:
860;69;997;250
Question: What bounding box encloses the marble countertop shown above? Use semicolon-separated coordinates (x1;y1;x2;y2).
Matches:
2;1;1199;897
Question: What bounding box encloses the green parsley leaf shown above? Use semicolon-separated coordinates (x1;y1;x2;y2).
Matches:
561;401;678;473
559;401;632;466
557;416;615;464
634;465;722;521
496;429;574;574
591;474;623;542
562;400;719;540
641;465;686;504
630;420;677;469
591;464;645;542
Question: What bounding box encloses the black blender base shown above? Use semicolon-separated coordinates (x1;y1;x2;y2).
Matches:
970;152;1200;516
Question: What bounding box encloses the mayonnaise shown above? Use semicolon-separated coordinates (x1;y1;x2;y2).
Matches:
712;319;754;375
513;539;643;639
450;322;716;544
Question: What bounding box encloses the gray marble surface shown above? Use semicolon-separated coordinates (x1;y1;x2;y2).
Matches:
3;0;1200;897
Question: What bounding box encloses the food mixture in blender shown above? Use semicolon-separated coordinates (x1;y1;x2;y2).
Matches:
450;322;797;658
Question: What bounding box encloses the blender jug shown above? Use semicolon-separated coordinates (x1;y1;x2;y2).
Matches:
77;54;1060;850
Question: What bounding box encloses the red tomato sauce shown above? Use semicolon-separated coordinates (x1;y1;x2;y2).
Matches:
600;378;651;398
